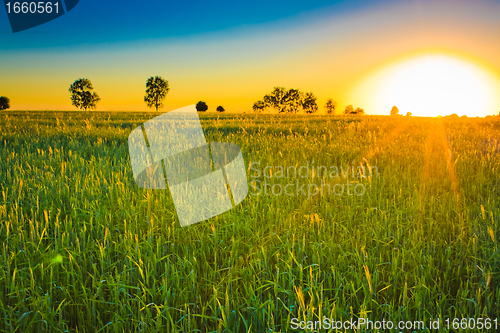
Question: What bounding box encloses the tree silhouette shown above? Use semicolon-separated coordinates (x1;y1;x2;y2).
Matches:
263;87;288;113
0;96;10;111
252;100;266;113
324;99;337;114
343;105;354;114
390;106;400;116
283;89;302;113
144;76;169;112
406;112;412;116
302;92;318;114
260;87;317;113
69;79;100;111
196;101;208;112
354;107;365;115
343;105;364;115
216;105;225;112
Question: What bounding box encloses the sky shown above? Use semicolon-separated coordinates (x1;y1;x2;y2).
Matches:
1;0;500;115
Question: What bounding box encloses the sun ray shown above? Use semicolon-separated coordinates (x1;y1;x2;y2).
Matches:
436;120;461;202
361;121;412;162
417;119;462;219
315;119;413;200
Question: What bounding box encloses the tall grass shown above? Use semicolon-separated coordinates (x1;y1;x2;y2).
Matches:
0;111;499;332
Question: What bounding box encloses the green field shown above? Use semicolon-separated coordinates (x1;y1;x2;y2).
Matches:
1;111;499;332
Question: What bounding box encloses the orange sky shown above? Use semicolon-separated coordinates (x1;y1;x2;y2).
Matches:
2;0;500;116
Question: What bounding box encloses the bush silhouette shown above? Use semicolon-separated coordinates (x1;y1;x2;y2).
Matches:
0;96;10;111
196;101;208;112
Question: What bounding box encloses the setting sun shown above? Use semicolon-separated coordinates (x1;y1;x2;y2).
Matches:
351;55;500;117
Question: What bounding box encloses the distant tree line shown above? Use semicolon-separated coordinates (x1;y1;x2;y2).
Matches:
8;79;499;117
252;87;370;116
61;77;371;116
62;78;357;115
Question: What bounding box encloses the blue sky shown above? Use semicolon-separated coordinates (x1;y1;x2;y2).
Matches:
1;0;374;49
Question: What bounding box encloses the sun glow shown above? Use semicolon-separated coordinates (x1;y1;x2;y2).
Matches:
351;55;500;117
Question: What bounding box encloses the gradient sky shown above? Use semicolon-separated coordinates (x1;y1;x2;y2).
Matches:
1;0;500;115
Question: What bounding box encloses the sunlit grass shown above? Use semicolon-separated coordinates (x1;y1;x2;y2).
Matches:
0;111;499;332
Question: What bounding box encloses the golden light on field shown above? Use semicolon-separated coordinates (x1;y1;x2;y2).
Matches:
351;55;500;117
